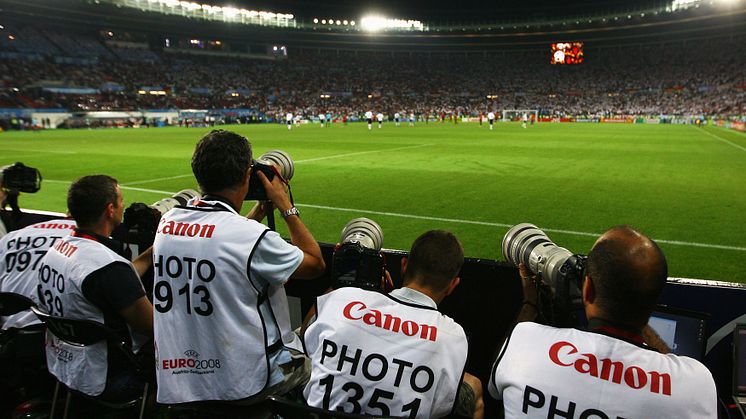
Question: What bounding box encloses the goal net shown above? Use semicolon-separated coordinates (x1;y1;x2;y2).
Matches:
501;109;538;122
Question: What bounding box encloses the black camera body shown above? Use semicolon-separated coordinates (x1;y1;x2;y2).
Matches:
552;254;587;327
245;162;277;201
331;242;386;292
0;163;42;193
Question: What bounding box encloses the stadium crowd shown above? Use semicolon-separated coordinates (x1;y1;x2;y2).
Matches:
0;27;744;123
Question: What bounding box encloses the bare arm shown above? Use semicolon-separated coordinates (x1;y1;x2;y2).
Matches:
245;201;268;222
515;263;539;323
258;170;325;279
131;246;153;278
119;296;153;336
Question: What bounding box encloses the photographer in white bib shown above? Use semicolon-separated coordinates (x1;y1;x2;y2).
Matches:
489;226;717;418
303;230;484;418
153;130;325;404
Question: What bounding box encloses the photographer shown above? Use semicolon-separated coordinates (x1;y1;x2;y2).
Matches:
303;230;484;419
37;175;154;402
152;129;325;404
489;226;716;418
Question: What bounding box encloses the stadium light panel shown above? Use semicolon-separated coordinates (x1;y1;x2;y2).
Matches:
313;18;318;23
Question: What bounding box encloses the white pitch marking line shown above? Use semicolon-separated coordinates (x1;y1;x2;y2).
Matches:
44;180;746;252
294;143;432;163
123;173;194;186
46;179;175;195
297;203;746;252
698;127;746;153
120;144;433;186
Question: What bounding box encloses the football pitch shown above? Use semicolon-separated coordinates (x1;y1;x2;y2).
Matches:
2;122;745;283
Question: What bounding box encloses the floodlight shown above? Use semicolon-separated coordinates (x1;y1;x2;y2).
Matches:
361;16;387;31
350;20;355;26
343;20;348;25
273;46;278;51
223;7;238;18
8;35;15;40
321;19;326;24
335;20;341;25
0;25;5;30
313;18;318;23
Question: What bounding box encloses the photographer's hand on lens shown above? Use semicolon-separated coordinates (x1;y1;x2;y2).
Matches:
256;169;292;212
382;269;394;293
245;201;269;222
518;263;539;305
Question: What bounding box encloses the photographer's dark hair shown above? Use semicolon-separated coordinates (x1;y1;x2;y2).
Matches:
67;175;119;228
587;226;668;328
192;130;253;193
404;230;464;291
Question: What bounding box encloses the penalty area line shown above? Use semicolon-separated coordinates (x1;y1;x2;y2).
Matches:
46;179;175;195
44;180;746;252
297;203;746;252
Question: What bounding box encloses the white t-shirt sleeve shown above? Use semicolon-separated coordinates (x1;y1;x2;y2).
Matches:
249;230;303;286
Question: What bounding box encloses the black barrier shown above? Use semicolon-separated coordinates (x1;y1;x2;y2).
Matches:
4;210;746;417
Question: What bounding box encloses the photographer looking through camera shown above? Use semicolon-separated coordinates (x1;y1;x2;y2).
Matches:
489;226;716;418
152;129;325;405
303;229;484;419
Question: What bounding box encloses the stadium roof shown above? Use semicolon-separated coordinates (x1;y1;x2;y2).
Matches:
219;0;670;23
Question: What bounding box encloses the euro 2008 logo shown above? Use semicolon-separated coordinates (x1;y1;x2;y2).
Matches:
161;349;222;372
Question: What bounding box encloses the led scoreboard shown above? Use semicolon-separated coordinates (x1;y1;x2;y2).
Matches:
551;42;584;64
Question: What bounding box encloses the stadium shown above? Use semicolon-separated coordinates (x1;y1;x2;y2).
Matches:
0;0;745;418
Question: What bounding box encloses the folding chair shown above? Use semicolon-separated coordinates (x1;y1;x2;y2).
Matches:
30;306;150;419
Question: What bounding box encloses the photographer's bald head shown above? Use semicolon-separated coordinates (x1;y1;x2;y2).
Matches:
583;226;668;330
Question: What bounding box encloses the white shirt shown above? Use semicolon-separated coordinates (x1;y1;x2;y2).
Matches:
487;112;495;120
365;111;373;119
0;219;76;329
376;113;384;122
285;113;293;121
489;322;717;419
304;287;468;418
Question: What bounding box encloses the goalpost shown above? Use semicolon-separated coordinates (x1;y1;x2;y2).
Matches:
501;109;539;122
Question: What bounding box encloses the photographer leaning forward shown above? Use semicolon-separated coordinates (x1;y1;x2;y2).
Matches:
302;230;484;419
489;226;717;418
152;130;325;405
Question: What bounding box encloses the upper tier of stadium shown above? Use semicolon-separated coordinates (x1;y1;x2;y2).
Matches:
0;0;744;118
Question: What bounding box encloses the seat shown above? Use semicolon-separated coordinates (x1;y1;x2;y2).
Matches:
30;306;150;419
0;292;48;412
266;396;396;419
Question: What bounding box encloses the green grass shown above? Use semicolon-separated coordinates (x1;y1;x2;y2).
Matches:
2;122;746;283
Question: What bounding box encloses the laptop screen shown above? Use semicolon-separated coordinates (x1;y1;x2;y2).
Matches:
647;306;708;361
736;325;746;395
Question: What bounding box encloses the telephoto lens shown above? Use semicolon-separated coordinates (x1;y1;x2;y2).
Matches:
332;218;386;291
150;189;202;215
257;150;294;181
339;217;384;251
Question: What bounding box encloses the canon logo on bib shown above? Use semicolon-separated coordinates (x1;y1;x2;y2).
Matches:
342;301;438;342
158;219;216;238
549;341;671;396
